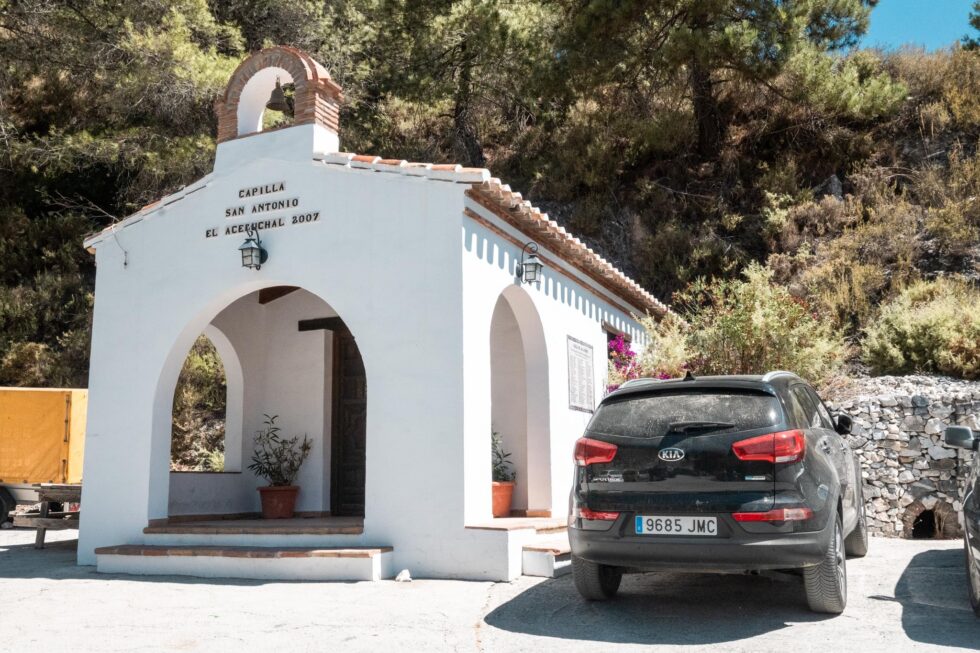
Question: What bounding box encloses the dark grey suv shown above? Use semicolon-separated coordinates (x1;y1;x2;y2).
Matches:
569;371;867;614
944;424;980;617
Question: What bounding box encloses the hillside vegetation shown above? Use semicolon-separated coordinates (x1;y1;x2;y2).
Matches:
1;0;979;394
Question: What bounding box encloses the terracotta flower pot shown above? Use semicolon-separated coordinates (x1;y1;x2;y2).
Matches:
492;481;515;518
258;485;299;519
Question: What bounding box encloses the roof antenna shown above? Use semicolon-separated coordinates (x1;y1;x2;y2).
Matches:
683;370;695;381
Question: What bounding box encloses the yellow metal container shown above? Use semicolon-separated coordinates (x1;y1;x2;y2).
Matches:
0;388;87;484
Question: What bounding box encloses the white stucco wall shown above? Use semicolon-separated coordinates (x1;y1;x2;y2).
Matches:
79;128;468;572
460;199;646;524
79;120;648;579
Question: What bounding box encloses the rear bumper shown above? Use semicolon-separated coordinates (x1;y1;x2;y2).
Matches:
569;515;834;572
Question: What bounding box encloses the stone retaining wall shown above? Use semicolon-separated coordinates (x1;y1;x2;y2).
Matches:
827;375;979;538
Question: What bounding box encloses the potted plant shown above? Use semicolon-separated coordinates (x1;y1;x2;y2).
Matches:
247;414;313;519
492;430;516;518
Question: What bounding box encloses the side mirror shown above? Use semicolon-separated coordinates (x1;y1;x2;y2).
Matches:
944;425;978;450
834;413;852;435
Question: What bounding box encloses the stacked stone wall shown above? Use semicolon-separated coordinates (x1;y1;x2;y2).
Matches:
827;375;979;538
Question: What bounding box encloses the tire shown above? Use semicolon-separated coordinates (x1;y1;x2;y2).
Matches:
965;535;980;618
803;514;847;614
572;555;622;600
0;487;15;526
844;487;869;558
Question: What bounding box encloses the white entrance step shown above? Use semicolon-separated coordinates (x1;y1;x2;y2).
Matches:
465;516;567;535
521;533;571;578
95;544;394;581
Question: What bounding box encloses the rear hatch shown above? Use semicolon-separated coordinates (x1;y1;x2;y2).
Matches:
583;387;783;514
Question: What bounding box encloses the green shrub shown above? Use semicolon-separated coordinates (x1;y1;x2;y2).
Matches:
863;278;980;379
943;48;980;128
673;263;846;385
0;342;55;387
918;148;980;254
636;314;689;378
796;193;923;332
171;335;227;470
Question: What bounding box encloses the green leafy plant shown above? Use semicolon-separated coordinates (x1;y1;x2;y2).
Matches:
247;414;313;486
491;430;515;483
863;278;980;380
674;263;846;385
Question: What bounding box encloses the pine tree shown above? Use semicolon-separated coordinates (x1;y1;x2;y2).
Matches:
965;0;980;49
550;0;877;158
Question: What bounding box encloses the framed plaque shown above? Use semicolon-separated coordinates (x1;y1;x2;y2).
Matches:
567;336;595;413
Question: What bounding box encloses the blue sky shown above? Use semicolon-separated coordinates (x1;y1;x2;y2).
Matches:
859;0;975;50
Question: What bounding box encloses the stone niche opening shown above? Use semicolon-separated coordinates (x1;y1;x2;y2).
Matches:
901;498;961;539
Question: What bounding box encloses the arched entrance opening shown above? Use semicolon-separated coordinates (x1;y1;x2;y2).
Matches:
489;286;550;517
170;334;230;472
156;285;367;521
902;498;961;540
912;509;936;539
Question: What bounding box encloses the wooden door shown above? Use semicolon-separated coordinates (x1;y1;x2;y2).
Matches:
331;330;367;516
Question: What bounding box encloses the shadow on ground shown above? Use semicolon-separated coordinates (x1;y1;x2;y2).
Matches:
0;534;319;586
485;570;828;646
871;545;980;649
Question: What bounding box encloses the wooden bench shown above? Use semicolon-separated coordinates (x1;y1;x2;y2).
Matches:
12;483;81;548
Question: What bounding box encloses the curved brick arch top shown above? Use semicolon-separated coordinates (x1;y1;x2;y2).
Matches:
215;46;343;143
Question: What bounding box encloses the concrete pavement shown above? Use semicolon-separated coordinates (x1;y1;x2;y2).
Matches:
0;530;977;652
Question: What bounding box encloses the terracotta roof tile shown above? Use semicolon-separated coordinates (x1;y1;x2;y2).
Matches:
468;177;673;318
83;150;672;317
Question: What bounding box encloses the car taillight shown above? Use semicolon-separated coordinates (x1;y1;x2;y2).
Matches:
732;429;805;464
574;437;617;466
577;507;620;521
732;507;813;522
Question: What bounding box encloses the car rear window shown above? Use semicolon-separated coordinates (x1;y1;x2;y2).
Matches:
587;390;782;439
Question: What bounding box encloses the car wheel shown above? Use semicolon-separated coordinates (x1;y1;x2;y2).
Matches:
965;535;980;618
0;487;14;526
572;555;622;600
844;491;869;558
804;513;847;614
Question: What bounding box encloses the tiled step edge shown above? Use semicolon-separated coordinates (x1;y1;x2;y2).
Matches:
95;545;394;581
142;524;364;535
95;545;390;558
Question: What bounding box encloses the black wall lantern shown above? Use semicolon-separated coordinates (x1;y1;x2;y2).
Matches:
517;241;543;284
239;227;268;270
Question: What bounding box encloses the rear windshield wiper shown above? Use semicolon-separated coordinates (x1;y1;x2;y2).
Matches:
666;420;736;435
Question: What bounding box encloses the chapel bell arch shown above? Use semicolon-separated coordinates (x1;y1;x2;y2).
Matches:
213;45;343;142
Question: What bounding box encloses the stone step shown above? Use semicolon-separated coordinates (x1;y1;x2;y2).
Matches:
521;533;571;578
95;544;394;581
465;517;568;535
141;517;366;548
143;517;363;536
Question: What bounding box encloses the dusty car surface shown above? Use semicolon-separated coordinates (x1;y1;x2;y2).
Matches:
569;371;867;614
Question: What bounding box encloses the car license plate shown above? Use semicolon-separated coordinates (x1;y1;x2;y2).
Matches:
635;516;717;536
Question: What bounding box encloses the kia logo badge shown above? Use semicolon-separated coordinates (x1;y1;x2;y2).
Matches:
658;447;685;462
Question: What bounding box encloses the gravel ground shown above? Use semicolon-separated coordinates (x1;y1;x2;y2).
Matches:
0;529;978;652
